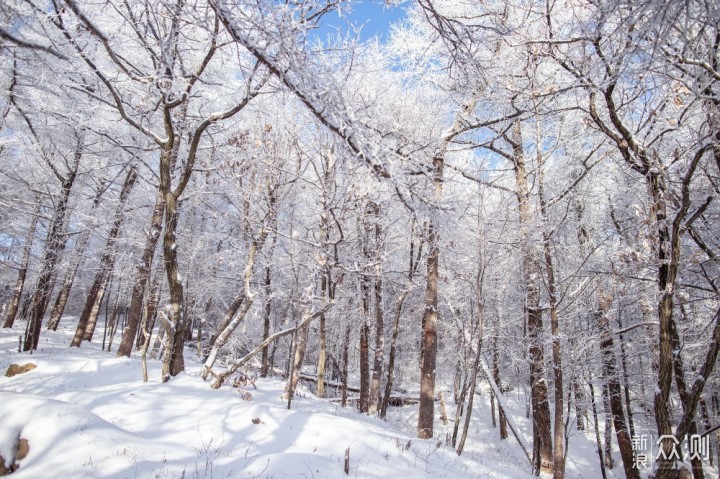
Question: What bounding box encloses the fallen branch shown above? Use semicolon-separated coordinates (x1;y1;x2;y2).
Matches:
209;302;332;389
479;357;533;466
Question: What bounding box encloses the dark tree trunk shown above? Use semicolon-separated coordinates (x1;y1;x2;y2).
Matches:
115;192;164;357
47;183;107;331
418;218;439;439
359;320;370;413
369;269;384;415
380;289;408;419
71;166;137;346
588;374;608;479
3;197;40;329
597;296;638;479
283;316;310;402
341;323;351;408
24;145;80;351
602;382;614;469
509;119;552;473
261;264;272;377
493;336;508;440
529;304;553;474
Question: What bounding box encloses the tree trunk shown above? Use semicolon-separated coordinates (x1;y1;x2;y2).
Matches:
341;323;351;407
418;217;439;438
359;320;370;413
588;374;608;479
597;295;638;479
602;382;614;469
70;273;108;347
283;313;310;402
457;324;483;456
529;304;553;474
46;229;89;331
369;267;384;415
671;310;705;479
3;197;40;329
201;240;260;379
261;264;272;377
509;119;553;472
380;289;408;419
316;307;327;397
47;183;108;331
161;190;185;380
493;335;508;439
24;148;80;350
116;192;164;357
140;273;161;351
536;142;565;479
70;165;137;347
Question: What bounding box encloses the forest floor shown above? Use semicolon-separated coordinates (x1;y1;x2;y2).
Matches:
1;320;641;478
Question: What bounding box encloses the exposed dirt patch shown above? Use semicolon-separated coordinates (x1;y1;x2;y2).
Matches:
0;437;29;475
5;363;37;377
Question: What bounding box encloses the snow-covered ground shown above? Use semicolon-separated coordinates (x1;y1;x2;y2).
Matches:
1;319;638;478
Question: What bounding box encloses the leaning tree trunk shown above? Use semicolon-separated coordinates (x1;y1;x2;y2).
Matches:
71;166;137;347
115;192;164;357
3;197;40;329
46;229;90;331
588;373;608;479
47;183;107;331
457;291;484;456
283;311;310;403
201;237;264;379
24;148;80;351
380;289;408;419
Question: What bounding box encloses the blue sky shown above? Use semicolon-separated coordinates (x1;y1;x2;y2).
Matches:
311;1;409;44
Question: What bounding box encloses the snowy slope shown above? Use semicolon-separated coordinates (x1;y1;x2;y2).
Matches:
1;321;533;479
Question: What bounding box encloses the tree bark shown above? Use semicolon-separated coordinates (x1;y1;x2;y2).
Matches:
536;136;565;479
115;192;164;357
341;323;351;408
418;215;439;438
3;197;40;329
369;258;384;415
359;319;370;414
380;289;408;419
71;165;137;347
597;295;638;479
283;313;310;402
601;382;614;469
24;144;80;351
261;263;272;377
509;119;553;472
493;335;508;440
588;374;608;479
47;183;107;331
457;319;483;456
201;237;263;379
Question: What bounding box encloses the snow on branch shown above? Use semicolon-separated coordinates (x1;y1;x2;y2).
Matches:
209;302;333;389
209;0;392;180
